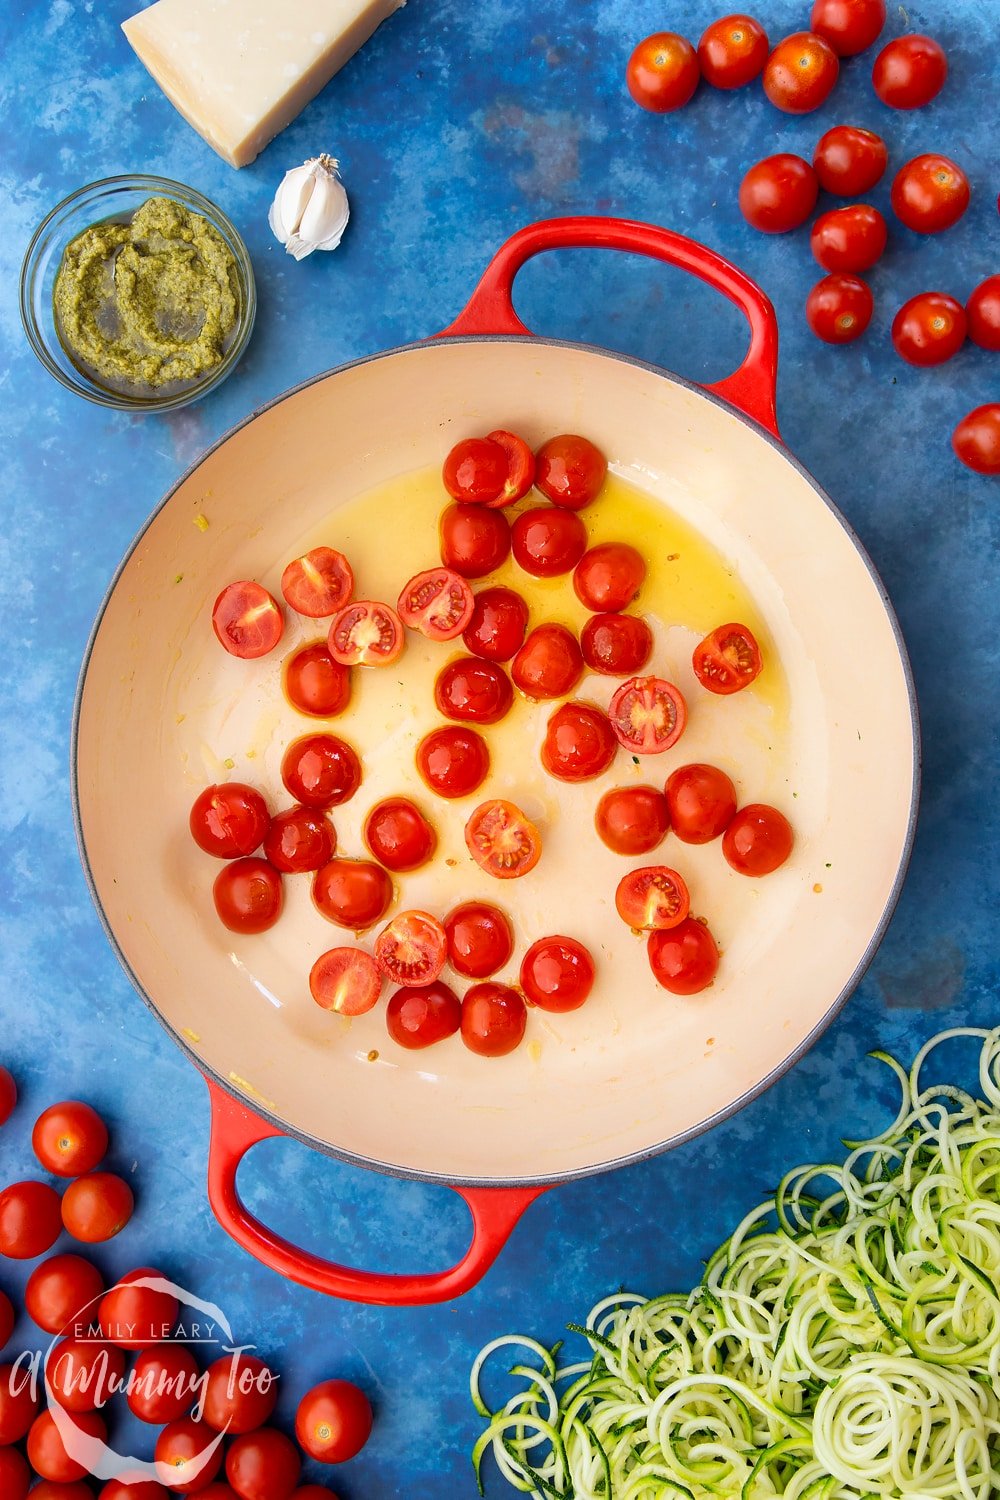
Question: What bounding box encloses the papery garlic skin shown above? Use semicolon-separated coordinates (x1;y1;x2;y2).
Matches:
268;155;350;260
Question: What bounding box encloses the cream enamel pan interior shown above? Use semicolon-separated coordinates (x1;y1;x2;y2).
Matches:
74;336;917;1185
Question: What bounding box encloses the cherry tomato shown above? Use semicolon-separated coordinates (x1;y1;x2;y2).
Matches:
967;277;1000;351
541;702;617;782
460;984;527;1057
891;292;966;367
511;508;587;577
46;1334;126;1411
0;1448;29;1500
156;1416;224;1495
262;807;335;874
213;858;283;935
434;656;513;725
462;586;529;662
648;919;720;994
739;155;819;233
891;154;969;234
280;548;353;619
101;1483;171;1500
806;273;873;344
723;803;794;875
283;643;352;716
595;786;669;856
127;1344;201;1423
465;800;542;880
289;1491;338;1500
295;1379;373;1463
953;406;1000;475
0;1067;15;1126
616;867;690;931
397;569;474;641
608;677;686;754
444;902;514;979
697;13;768;89
33;1101;108;1179
0;1180;61;1258
0;1359;40;1441
810;205;887;273
416;726;490;799
226;1428;300;1500
534;434;608;509
442;437;507;505
99;1268;178;1350
189;785;270;860
573;542;645;611
61;1172;134;1244
511;624;583;700
281;735;361;808
28;1408;106;1482
374;911;448;987
580;613;653;675
201;1352;278;1434
312;859;393;931
692;623;763;694
326;601;404;667
485;429;536;505
763;32;839;114
309;948;382;1016
439;504;511;578
26;1254;104;1335
665;764;737;844
810;0;885;56
386;982;462;1049
813;125;887;195
212;583;283;660
872;34;947;108
0;1290;13;1348
364;797;436;872
626;31;699;112
520;937;595;1012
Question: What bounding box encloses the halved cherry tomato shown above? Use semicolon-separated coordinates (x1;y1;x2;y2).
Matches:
190;784;270;859
810;205;887;273
460;985;527;1057
0;1449;29;1500
61;1173;133;1244
434;656;513;724
891;292;966;366
280;548;353;618
26;1254;105;1336
580;613;653;675
967;277;1000;351
281;735;361;808
595;786;670;856
573;542;645;611
213;858;283;934
891;154;969;234
127;1344;201;1423
511;507;587;577
201;1352;277;1434
444;902;513;978
486;429;536;505
534;435;608;509
442;437;508;505
541;702;617;782
226;1429;300;1500
519;937;595;1012
327;601;403;667
608;677;687;754
28;1408;107;1483
416;725;490;799
872;33;946;109
810;0;885;56
465;800;542;880
511;623;583;700
364;797;436;871
692;623;763;694
806;274;873;344
0;1067;15;1125
625;32;699;113
46;1334;126;1411
0;1359;41;1441
462;586;529;662
439;504;511;578
312;859;393;930
212;582;284;660
666;763;737;844
0;1180;62;1258
615;867;690;931
156;1417;224;1495
397;568;474;640
283;643;352;715
374;912;448;987
813;125;887;195
722;803;794;875
648;919;720;994
763;32;839;114
697;13;769;89
386;983;462;1049
261;807;335;873
309;948;383;1015
953;405;1000;475
739;155;819;233
33;1101;108;1178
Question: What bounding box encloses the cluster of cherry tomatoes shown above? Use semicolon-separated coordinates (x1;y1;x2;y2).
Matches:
0;1072;370;1498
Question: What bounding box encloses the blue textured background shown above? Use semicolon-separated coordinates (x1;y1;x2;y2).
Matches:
1;0;998;1494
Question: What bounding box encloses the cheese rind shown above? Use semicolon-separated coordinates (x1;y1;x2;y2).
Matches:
122;0;404;168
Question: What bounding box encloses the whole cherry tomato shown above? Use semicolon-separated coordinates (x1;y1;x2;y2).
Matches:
647;919;720;995
127;1344;201;1423
0;1359;41;1441
0;1067;15;1125
810;0;885;56
326;602;403;667
386;982;462;1049
891;154;969;234
45;1334;126;1411
580;613;653;675
872;34;947;108
283;643;352;716
541;702;617;782
460;984;527;1057
806;273;874;344
101;1482;171;1500
519;937;595;1012
262;807;335;874
212;583;283;660
511;624;584;700
616;867;690;931
891;293;966;367
0;1180;62;1258
26;1254;104;1335
201;1352;278;1434
156;1416;224;1495
462;586;529;662
813;125;887;195
967;277;1000;351
364;797;436;872
810;204;887;273
312;859;393;931
434;657;514;725
309;949;382;1016
213;858;283;935
763;32;839;114
226;1429;301;1500
626;33;699;113
692;623;762;694
953;406;1000;475
465;800;542;880
28;1407;107;1482
0;1448;29;1500
442;437;508;505
295;1379;373;1463
594;786;669;856
723;804;794;874
374;912;448;987
99;1267;178;1349
444;902;514;979
397;568;474;641
416;725;490;799
697;13;768;89
739;155;818;233
190;785;270;859
0;1289;13;1348
33;1101;108;1178
573;542;646;611
281;735;361;808
534;434;608;509
666;764;737;844
439;503;511;578
608;677;687;754
511;507;587;577
280;548;353;619
61;1172;134;1244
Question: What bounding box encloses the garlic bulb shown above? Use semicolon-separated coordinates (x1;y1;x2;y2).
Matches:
268;155;350;261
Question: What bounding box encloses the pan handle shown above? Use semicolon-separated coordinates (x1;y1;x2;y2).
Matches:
203;1077;547;1305
436;216;780;437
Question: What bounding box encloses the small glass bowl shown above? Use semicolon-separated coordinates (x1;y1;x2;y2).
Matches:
20;175;256;413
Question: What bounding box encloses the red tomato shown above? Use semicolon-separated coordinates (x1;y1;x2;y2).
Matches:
99;1268;178;1350
813;125;887;195
739;155;819;233
439;504;511;578
434;656;513;724
212;583;283;660
101;1483;171;1500
416;725;490;799
33;1101;108;1178
0;1290;12;1348
309;948;383;1016
520;937;595;1012
723;804;794;875
967;277;1000;351
626;31;699;112
534;435;608;509
697;13;768;89
156;1416;224;1495
616;867;690;931
0;1448;29;1500
573;542;645;611
595;786;669;856
295;1379;372;1463
511;623;583;700
283;643;352;716
810;0;885;56
891;154;969;234
0;1359;40;1441
189;785;270;860
580;613;653;676
386;982;462;1049
462;586;529;662
226;1429;300;1500
541;702;617;782
374;912;448;987
312;859;393;931
127;1344;201;1423
26;1254;105;1335
46;1334;126;1411
190;1487;239;1500
692;623;763;694
397;569;474;641
0;1067;15;1125
891;293;966;367
442;437;507;505
28;1408;106;1482
763;33;839;113
810;205;887;273
953;406;1000;475
608;677;686;754
485;429;536;505
666;764;737;844
460;984;527;1057
289;1491;337;1500
326;601;404;667
61;1173;133;1245
280;548;353;619
213;858;283;935
262;807;335;874
201;1352;278;1434
511;508;587;577
465;800;542;880
0;1180;62;1258
806;273;874;344
281;735;361;809
444;902;513;979
648;919;720;994
364;797;436;872
872;34;947;108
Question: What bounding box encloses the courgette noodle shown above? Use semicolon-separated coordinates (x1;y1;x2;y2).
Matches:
471;1026;1000;1499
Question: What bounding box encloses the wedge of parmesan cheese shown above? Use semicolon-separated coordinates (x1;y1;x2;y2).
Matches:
122;0;405;168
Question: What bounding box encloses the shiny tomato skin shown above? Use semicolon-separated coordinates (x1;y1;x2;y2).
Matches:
0;1359;41;1441
26;1254;105;1335
580;613;653;675
0;1449;29;1500
891;293;966;367
810;204;887;273
763;32;839;114
595;786;670;856
99;1267;177;1350
226;1429;301;1500
156;1416;224;1495
462;586;529;662
806;273;873;344
608;677;686;754
511;623;583;700
28;1408;107;1483
262;807;335;874
283;643;352;716
327;601;404;667
891;154;969;234
0;1289;12;1347
190;784;270;860
967;277;1000;351
213;858;283;935
374;912;448;987
697;13;768;88
693;623;763;694
648;919;720;994
444;902;514;979
416;725;490;799
280;548;353;619
666;763;738;844
810;0;885;56
386;982;462;1049
813;125;887;194
872;33;947;108
46;1333;126;1411
534;435;608;509
281;734;361;808
363;797;436;872
201;1352;278;1434
615;867;690;931
397;568;474;641
519;937;595;1012
541;702;617;782
61;1173;133;1244
435;656;513;725
312;859;393;931
309;948;382;1016
511;507;588;577
460;984;527;1057
485;429;536;506
33;1100;108;1178
212;582;283;660
0;1180;62;1258
294;1379;373;1463
439;503;511;578
739;155;819;233
127;1344;201;1423
953;406;1000;475
626;31;699;112
100;1483;172;1500
442;437;507;505
465;800;542;880
723;803;794;875
573;542;646;611
0;1066;15;1125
